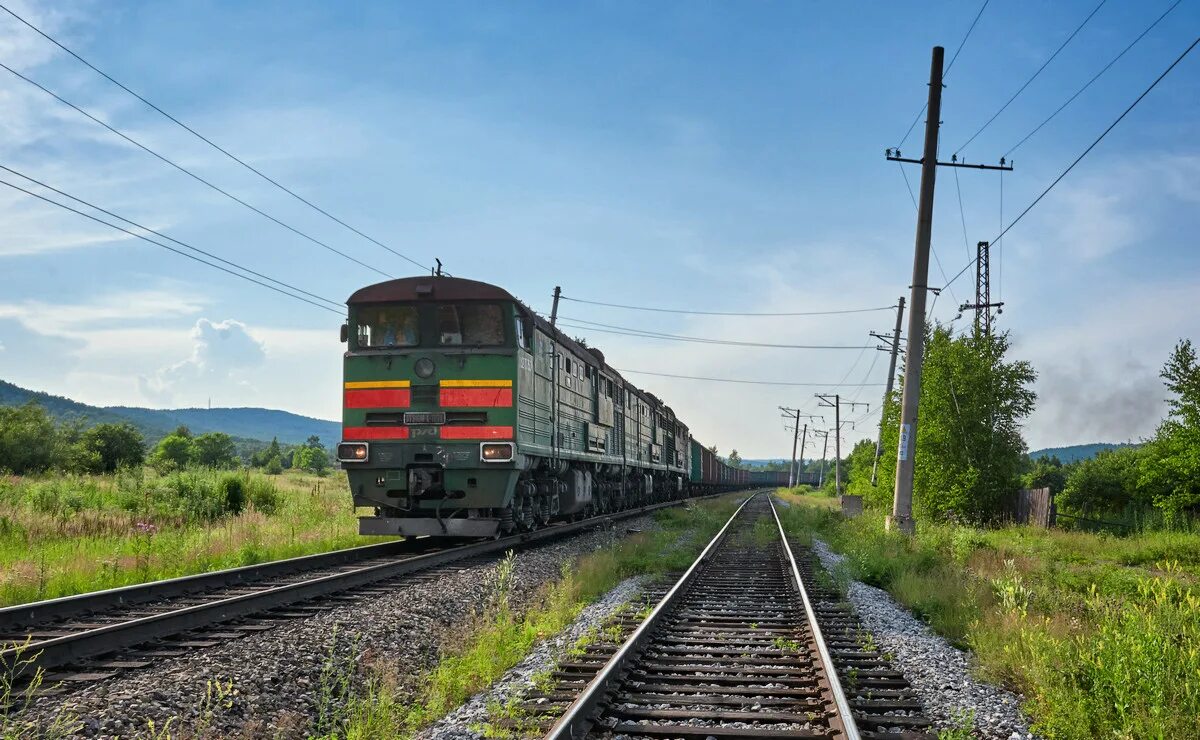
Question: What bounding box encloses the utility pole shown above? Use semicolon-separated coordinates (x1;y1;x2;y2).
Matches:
870;297;905;485
816;394;867;496
780;408;821;487
884;46;1013;535
550;285;562;328
958;241;1004;336
813;430;830;488
889;45;944;535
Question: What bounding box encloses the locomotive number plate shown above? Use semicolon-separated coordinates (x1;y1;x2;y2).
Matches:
404;412;446;425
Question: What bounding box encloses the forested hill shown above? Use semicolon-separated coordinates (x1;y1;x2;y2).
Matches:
1027;442;1136;464
0;380;339;445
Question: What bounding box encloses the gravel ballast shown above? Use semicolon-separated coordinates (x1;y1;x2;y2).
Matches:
18;516;661;739
812;539;1037;740
419;575;647;740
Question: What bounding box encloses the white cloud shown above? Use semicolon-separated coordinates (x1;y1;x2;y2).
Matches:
139;318;266;403
0;288;205;337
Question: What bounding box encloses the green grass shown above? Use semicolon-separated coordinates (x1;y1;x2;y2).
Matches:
0;467;385;607
317;493;747;740
774;492;1200;739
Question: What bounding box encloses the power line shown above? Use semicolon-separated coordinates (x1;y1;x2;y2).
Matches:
897;159;958;306
942;33;1200;294
559;295;894;317
954;167;972;263
0;163;343;310
944;0;992;77
955;0;1108;156
0;2;428;273
0;176;342;315
557;319;873;350
1004;0;1185;158
895;0;991;149
0;61;393;279
616;368;885;387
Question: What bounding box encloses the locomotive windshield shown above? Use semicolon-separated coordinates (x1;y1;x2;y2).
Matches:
351;302;508;349
437;304;505;346
356;305;419;348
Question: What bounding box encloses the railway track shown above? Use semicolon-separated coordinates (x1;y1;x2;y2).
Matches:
544;493;861;740
0;493;739;683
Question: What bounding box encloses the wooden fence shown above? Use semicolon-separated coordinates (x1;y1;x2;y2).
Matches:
1013;487;1055;528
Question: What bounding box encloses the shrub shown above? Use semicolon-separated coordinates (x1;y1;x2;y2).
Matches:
163;472;235;521
0;403;61;474
75;423;145;473
219;475;246;516
245;476;281;514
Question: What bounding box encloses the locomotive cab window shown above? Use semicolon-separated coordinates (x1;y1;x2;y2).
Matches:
437;304;505;346
357;305;419;348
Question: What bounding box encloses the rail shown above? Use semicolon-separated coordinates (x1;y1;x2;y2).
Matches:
1;491;743;677
546;491;861;740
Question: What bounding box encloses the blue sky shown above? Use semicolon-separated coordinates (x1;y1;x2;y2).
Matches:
0;0;1197;457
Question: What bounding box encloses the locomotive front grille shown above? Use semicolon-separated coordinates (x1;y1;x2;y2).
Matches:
411;383;439;406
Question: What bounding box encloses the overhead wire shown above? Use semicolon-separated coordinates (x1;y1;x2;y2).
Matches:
0;176;342;315
614;369;885;387
895;0;991;149
556;318;873;350
0;2;428;273
1004;0;1185;158
897;158;958;308
0;61;393;278
558;295;894;317
941;33;1200;295
0;163;343;310
955;0;1108;156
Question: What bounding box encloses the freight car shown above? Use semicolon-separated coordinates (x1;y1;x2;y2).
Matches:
747;469;790;488
336;275;756;537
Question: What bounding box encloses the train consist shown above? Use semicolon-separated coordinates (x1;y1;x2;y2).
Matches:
336;275;767;537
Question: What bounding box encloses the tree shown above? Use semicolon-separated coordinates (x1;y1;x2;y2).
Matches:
151;432;194;470
844;439;879;497
0;402;61;474
873;325;1037;522
292;439;330;476
1060;447;1144;515
250;437;283;468
1137;340;1200;521
192;432;237;468
76;423;145;473
1022;455;1069;495
727;449;742;468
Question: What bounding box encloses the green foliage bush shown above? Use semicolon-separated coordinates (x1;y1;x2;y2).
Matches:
76;423;145;473
0;402;64;474
246;476;281;514
219;475;246;516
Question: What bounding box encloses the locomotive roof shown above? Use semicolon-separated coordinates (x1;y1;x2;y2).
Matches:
346;275;683;426
347;275;516;305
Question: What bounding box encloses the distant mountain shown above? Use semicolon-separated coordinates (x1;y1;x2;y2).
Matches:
0;380;339;447
741;459;790;468
1028;442;1137;465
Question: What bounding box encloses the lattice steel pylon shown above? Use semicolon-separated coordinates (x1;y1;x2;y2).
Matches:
959;241;1004;335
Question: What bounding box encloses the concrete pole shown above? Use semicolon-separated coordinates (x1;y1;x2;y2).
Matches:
889;46;944;536
550;285;562;327
798;424;807;488
871;296;906;486
818;432;829;489
788;409;800;487
834;395;842;495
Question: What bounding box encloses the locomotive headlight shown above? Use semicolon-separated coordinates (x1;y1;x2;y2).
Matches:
480;442;514;463
337;442;369;462
414;358;436;379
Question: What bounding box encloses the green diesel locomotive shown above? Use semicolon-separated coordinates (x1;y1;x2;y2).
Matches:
337;275;753;537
